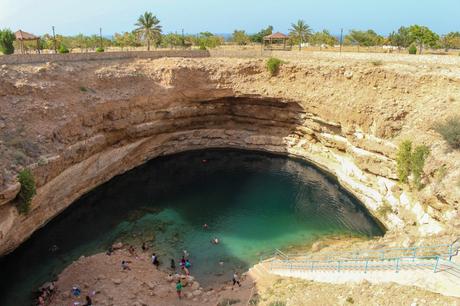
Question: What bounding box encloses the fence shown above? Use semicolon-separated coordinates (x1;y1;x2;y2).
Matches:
0;50;210;65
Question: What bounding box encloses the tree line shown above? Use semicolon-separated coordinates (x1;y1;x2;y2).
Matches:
1;12;460;55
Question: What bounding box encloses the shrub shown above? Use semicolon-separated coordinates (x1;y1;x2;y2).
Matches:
0;28;15;54
411;145;430;190
396;140;412;183
376;200;394;217
199;44;207;50
346;297;355;304
408;44;417;55
434;116;460;149
371;60;383;66
95;47;104;52
58;45;69;53
266;57;282;76
16;169;36;214
79;86;88;92
396;140;430;189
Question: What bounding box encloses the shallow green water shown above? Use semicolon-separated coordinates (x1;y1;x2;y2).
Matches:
0;149;384;305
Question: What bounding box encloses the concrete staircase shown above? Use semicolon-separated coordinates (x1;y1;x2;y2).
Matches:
250;244;460;297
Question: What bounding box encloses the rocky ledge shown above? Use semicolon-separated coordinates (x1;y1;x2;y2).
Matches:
0;56;459;255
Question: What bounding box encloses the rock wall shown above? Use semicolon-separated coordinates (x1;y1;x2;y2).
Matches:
0;57;459;255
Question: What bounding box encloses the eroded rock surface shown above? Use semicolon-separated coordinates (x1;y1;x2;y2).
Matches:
1;57;459;255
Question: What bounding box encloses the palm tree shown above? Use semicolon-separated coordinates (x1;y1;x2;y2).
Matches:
289;20;312;51
134;12;162;51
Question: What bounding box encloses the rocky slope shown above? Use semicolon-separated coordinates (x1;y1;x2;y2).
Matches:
0;56;459;255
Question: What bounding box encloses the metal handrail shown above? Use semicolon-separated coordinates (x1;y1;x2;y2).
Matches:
263;243;460;278
277;243;457;262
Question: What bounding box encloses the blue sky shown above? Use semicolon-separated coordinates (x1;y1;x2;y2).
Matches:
1;0;459;36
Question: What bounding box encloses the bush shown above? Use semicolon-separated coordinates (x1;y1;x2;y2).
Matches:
435;116;460;149
396;140;412;183
16;169;36;214
269;302;286;306
376;200;394;217
0;28;15;54
396;140;430;189
411;145;430;190
408;44;417;55
266;57;282;76
58;45;69;53
371;60;383;66
96;47;104;52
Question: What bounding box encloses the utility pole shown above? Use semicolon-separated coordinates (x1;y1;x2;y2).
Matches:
181;28;185;48
339;28;343;54
99;27;103;50
52;26;57;53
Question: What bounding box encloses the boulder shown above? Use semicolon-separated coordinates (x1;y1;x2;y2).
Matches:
112;242;123;250
112;279;122;285
191;281;200;290
192;289;203;296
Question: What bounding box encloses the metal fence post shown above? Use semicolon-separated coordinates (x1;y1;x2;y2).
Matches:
365;260;369;273
412;247;417;262
434;256;440;273
448;244;453;261
395;258;400;273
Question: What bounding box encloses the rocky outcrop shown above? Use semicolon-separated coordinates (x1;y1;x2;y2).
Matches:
0;57;459;255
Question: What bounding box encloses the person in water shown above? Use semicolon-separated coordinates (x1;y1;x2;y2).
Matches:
141;242;149;252
202;223;208;229
211;237;220;244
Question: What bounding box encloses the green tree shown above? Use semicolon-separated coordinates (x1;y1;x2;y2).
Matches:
345;29;383;47
289;20;312;50
309;30;338;48
231;30;250;45
396;140;412;183
16;169;36;214
134;11;162;51
440;32;460;51
250;25;273;43
388;26;411;50
196;32;223;49
0;28;16;54
114;32;140;50
408;25;439;54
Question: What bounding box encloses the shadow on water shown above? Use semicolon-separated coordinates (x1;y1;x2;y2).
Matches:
0;149;385;306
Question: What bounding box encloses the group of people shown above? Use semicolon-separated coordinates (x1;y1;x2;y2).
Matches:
36;282;56;306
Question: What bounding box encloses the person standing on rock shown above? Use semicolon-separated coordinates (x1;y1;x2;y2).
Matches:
176;280;183;299
232;271;241;288
83;295;92;306
151;253;159;268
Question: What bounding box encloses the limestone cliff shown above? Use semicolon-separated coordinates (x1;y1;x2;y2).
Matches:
0;57;459;255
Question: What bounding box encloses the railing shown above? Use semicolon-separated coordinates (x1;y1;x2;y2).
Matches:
261;243;460;278
272;243;458;262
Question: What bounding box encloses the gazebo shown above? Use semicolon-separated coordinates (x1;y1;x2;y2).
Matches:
15;30;40;54
263;32;291;51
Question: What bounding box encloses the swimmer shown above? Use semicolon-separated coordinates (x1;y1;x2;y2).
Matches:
211;237;219;244
202;223;208;229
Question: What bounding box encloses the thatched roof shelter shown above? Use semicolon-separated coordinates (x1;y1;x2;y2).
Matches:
15;30;40;54
263;32;291;51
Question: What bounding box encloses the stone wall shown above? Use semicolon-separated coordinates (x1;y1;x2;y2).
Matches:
0;50;210;65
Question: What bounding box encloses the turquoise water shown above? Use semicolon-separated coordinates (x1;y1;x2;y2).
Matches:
0;149;384;306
